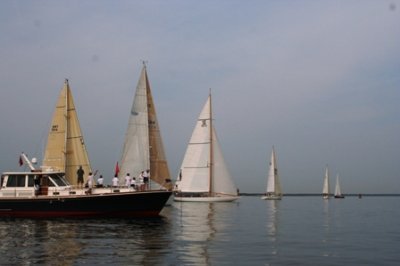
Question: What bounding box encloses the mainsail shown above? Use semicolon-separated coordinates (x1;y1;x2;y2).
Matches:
175;93;238;196
42;79;92;186
119;65;171;189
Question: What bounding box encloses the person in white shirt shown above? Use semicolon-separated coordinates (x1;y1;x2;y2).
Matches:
125;173;132;187
138;171;144;191
124;173;132;187
97;175;104;187
87;172;94;188
112;175;119;187
85;172;94;194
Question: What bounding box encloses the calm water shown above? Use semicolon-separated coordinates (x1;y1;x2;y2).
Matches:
1;196;399;265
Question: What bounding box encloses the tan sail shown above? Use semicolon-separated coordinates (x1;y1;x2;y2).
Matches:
120;65;171;189
42;79;92;186
146;72;172;189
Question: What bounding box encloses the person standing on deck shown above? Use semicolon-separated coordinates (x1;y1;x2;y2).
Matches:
124;173;132;187
143;169;150;190
112;175;119;187
85;172;94;194
77;165;84;188
97;175;104;187
138;171;144;191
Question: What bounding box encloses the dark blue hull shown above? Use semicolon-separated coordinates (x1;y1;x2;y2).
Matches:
0;190;172;218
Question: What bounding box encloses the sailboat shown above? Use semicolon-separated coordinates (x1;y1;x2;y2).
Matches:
119;63;172;191
42;79;92;186
322;166;330;199
261;146;282;200
334;174;345;198
173;92;239;202
0;78;171;218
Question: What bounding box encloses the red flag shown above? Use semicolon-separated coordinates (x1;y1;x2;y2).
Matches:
19;155;23;166
114;162;120;177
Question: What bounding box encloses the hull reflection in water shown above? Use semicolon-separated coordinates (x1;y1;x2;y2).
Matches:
0;217;173;265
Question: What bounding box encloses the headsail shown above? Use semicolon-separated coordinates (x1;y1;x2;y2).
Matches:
42;79;92;186
119;65;171;189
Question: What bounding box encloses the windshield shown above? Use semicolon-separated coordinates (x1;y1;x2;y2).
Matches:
48;173;69;187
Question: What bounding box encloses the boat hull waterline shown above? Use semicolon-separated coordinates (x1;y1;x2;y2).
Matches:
0;190;171;218
174;196;239;202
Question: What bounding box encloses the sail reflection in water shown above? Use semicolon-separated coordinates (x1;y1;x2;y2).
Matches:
174;202;217;265
265;200;280;257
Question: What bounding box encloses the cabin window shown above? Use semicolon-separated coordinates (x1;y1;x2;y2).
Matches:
6;175;26;187
28;175;35;187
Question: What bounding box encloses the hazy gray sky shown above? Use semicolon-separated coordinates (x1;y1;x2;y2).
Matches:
1;0;399;193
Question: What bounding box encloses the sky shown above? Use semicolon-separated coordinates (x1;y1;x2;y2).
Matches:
0;0;399;194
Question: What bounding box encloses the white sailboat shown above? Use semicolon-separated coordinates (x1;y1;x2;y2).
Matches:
334;174;345;198
322;166;330;199
42;79;92;186
119;64;172;190
174;92;239;202
261;146;282;200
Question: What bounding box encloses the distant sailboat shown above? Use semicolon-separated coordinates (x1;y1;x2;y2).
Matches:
261;146;282;200
334;174;345;198
322;166;330;199
174;92;239;202
42;79;92;186
119;63;172;190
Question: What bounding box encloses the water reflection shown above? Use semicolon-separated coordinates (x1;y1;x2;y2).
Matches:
266;200;278;237
174;202;217;265
265;200;280;256
0;217;173;265
321;199;332;257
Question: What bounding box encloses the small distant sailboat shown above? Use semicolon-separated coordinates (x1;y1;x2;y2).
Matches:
334;174;345;198
322;166;330;199
174;92;239;202
261;146;282;200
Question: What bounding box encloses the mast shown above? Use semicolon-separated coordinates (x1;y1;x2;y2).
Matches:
64;79;69;173
208;90;213;195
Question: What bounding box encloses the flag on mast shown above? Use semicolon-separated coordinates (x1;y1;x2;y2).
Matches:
114;162;120;177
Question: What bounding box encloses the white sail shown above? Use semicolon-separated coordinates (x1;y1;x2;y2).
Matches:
174;93;238;201
176;96;211;193
119;65;171;189
262;147;282;200
212;127;238;196
335;174;342;196
322;166;330;199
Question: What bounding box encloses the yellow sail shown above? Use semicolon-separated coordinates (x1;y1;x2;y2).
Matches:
42;79;91;186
